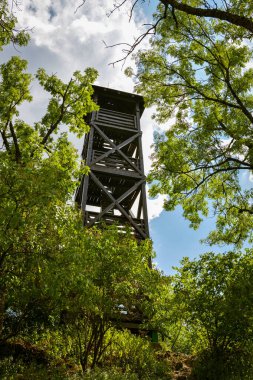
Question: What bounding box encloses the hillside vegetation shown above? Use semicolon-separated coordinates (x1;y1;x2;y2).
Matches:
1;1;253;379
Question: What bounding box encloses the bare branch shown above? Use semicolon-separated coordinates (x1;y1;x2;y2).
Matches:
74;0;86;14
108;0;142;22
107;0;129;18
106;5;171;66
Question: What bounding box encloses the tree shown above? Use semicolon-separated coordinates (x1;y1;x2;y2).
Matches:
125;0;253;247
55;226;157;372
172;250;253;379
0;0;30;50
0;0;99;341
0;57;97;339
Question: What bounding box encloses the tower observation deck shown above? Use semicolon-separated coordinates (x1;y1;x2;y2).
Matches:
75;85;149;240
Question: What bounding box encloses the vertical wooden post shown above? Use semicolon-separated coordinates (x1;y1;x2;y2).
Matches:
136;101;149;238
81;125;94;212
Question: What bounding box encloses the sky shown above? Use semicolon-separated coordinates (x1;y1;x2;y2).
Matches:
1;0;239;273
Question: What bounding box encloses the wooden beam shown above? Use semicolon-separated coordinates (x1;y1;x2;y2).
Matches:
137;189;142;219
91;165;143;179
91;132;140;165
95;121;137;133
89;178;145;225
90;172;147;239
136;102;150;238
81;125;94;211
91;123;143;175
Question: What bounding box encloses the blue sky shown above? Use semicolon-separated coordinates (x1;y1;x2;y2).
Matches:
151;208;225;274
150;169;253;274
2;0;251;273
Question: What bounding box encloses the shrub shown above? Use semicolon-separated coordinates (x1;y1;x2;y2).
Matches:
192;347;253;380
103;329;171;380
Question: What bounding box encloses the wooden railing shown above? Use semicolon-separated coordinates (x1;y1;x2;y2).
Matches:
84;211;145;238
92;150;140;172
96;108;137;129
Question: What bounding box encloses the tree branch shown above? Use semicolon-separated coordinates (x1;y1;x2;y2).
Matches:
161;0;253;33
107;3;168;66
0;130;11;153
224;68;253;124
183;167;238;197
169;67;241;110
238;207;253;215
9;121;21;163
40;79;73;147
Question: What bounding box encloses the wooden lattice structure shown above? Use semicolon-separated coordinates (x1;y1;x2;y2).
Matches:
75;85;149;240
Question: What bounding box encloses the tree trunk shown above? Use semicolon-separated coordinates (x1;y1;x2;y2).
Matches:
0;287;6;340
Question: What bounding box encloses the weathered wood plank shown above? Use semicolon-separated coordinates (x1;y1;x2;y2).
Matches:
89;179;144;225
91;164;143;179
91;132;140;166
91;123;143;175
89;172;147;239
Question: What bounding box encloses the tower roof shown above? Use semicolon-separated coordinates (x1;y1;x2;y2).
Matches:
93;85;145;116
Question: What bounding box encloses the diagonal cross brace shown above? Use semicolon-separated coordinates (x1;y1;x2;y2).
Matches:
91;131;141;167
89;172;147;239
90;122;143;175
89;177;145;225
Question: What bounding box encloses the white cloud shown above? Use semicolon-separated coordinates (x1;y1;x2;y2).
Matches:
147;194;167;220
140;108;155;174
16;0;147;85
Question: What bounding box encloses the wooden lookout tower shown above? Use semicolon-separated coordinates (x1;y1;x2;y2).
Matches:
75;85;149;240
75;86;156;339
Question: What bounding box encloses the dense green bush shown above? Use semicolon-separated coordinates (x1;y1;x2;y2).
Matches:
103;330;170;379
0;357;69;380
192;347;253;380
